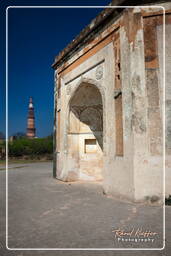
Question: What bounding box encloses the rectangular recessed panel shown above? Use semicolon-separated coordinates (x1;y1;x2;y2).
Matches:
85;139;97;153
114;32;124;156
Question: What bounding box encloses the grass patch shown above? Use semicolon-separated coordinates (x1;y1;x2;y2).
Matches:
0;160;5;165
0;165;28;171
0;159;52;166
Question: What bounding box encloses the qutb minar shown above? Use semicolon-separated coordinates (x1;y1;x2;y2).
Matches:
26;97;36;138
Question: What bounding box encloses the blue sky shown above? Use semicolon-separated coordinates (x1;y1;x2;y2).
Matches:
0;0;110;137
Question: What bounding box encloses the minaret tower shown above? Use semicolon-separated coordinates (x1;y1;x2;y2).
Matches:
26;97;36;138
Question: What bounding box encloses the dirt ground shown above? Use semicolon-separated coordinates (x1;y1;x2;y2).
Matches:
0;162;170;255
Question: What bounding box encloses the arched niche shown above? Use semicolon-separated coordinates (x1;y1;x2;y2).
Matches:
67;82;103;181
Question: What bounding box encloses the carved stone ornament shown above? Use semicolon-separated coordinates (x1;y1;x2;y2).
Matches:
66;85;71;95
96;65;103;80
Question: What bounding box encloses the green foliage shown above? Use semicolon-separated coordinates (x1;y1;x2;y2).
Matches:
8;137;53;158
0;140;5;160
12;132;26;139
165;195;171;206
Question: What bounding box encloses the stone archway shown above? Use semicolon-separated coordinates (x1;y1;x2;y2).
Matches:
67;81;103;181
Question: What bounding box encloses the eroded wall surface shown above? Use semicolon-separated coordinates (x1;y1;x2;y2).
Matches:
54;5;170;202
157;20;171;197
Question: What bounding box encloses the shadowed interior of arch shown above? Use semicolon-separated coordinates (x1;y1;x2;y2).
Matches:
68;82;103;180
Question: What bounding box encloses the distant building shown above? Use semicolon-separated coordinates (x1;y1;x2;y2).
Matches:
26;97;36;138
9;136;16;142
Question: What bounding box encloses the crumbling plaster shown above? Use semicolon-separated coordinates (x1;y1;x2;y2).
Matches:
53;5;171;202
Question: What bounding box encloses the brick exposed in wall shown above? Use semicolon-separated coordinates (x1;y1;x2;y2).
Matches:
113;33;123;156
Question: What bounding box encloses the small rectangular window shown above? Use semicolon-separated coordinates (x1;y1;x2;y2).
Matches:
85;139;97;153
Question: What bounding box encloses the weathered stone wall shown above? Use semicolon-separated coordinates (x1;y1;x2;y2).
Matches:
55;36;136;199
53;5;171;202
157;19;171;197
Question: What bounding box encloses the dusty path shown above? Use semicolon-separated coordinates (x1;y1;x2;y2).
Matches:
0;162;170;255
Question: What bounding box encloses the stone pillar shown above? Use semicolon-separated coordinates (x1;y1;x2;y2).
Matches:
126;9;163;201
121;8;163;202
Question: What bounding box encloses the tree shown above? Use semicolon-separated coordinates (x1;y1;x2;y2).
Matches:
46;133;53;139
12;132;26;139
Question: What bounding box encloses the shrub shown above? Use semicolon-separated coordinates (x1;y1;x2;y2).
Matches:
8;137;53;158
165;195;171;206
0;140;5;160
